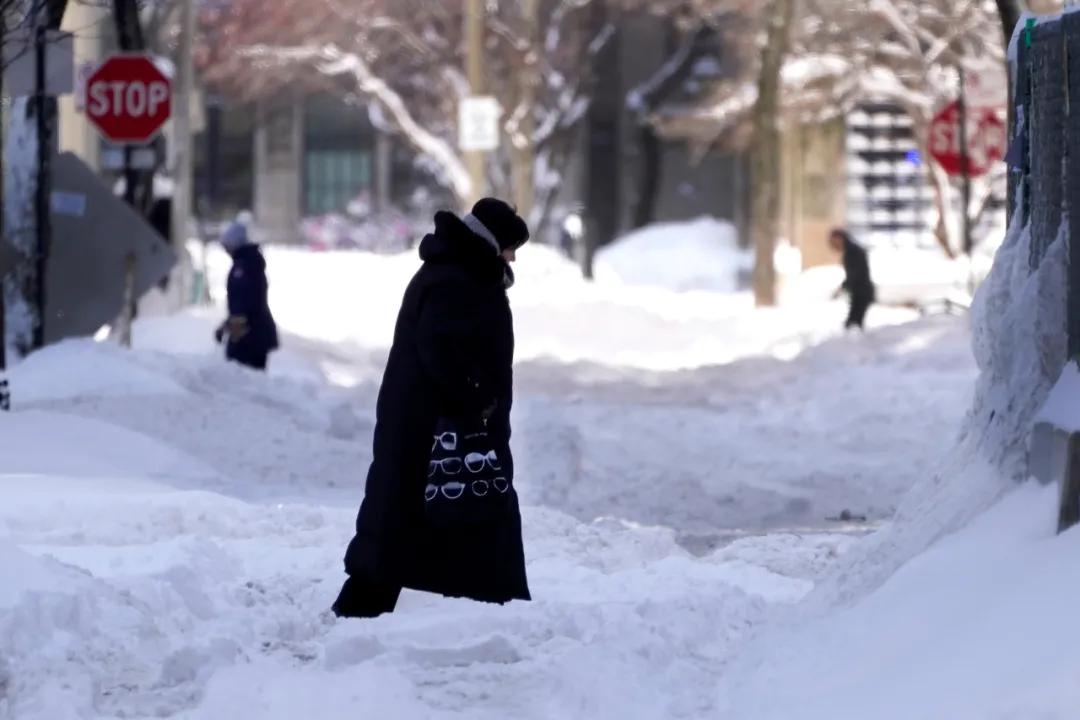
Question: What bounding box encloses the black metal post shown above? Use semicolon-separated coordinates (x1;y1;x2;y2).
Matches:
0;10;7;408
33;22;50;351
958;65;974;257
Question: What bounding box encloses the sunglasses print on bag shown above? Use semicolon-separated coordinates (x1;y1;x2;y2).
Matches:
425;477;511;501
428;450;501;478
427;434;508;501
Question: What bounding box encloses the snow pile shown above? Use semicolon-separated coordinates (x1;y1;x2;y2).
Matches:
593;217;750;293
0;281;973;717
720;482;1080;720
0;538;82;609
966;222;1068;476
8;340;187;404
713;205;1077;717
868;247;981;305
801;217;1066;612
1035;361;1080;433
0;339;878;718
191;232;919;373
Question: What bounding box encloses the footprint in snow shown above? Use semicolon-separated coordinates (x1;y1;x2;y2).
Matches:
402;635;522;668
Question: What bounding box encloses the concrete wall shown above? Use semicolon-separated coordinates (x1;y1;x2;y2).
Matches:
58;1;108;171
253;99;302;245
613;14;745;238
781;119;847;269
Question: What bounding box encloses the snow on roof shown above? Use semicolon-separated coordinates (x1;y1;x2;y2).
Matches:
781;54;850;86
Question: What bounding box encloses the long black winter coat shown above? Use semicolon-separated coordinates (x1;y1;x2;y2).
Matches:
225;244;279;369
841;235;876;303
333;211;531;618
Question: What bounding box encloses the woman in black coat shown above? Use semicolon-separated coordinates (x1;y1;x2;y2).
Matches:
333;198;532;618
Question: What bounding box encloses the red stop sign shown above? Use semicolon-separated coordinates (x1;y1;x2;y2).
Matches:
85;54;172;144
928;101;1006;178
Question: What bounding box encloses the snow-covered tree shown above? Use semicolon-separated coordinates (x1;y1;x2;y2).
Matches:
200;0;638;234
654;0;1014;260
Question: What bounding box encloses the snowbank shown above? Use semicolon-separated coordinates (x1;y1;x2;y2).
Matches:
8;340;186;404
720;483;1080;719
190;231;918;373
0;292;973;716
0;398;856;719
1035;361;1080;433
800;218;1066;613
593;217;750;293
0;539;82;609
714;191;1075;717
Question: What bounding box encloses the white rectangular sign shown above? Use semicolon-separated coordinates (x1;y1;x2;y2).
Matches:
3;30;74;97
458;96;501;152
73;60;97;111
51;191;87;218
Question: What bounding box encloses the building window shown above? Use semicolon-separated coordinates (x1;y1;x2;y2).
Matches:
304;150;372;215
266;108;294;156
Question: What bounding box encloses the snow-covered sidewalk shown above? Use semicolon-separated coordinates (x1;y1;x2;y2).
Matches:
0;293;972;718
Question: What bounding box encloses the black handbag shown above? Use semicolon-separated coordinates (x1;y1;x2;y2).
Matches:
425;417;511;527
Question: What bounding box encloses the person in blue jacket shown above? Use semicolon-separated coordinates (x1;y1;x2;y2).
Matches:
215;215;279;370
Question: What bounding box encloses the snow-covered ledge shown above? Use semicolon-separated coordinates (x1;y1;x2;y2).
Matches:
1030;361;1080;532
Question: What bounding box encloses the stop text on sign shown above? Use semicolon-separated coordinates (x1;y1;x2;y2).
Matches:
88;80;169;118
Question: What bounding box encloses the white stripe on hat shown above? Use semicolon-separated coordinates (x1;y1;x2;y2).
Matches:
462;213;500;254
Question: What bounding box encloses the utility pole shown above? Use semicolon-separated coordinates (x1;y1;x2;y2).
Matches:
513;0;537;220
463;0;485;208
112;0;144;347
168;0;195;309
749;0;795;307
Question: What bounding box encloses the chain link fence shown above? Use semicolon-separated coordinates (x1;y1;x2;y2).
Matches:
1013;12;1080;358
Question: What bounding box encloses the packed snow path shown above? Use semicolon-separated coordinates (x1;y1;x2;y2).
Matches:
0;309;973;719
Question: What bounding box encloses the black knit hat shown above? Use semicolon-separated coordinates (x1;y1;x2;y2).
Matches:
469;197;530;252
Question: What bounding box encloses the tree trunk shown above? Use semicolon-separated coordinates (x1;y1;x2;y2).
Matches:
927;149;959;259
632;124;662;229
512;0;538;222
583;1;620;279
750;0;794;307
995;0;1022;52
996;0;1022;227
630;23;686;230
168;0;196;309
462;0;486;209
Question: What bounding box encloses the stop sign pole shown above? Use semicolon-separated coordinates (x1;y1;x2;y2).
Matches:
958;67;972;256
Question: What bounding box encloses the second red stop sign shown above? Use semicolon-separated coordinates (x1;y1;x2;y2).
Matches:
86;54;172;145
928;101;1006;178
